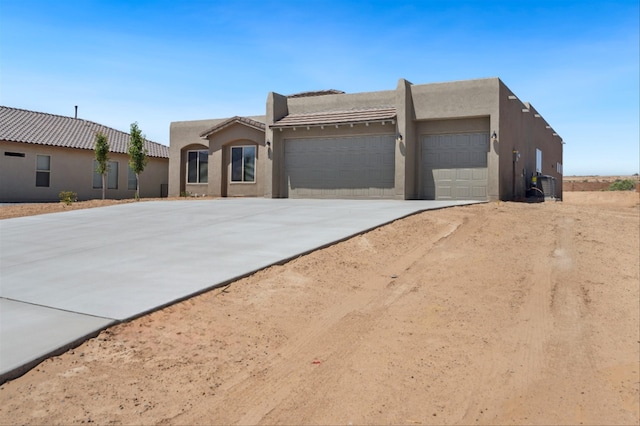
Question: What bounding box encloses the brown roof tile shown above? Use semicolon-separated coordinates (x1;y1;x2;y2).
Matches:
199;116;266;138
271;107;396;128
0;106;169;158
287;89;346;98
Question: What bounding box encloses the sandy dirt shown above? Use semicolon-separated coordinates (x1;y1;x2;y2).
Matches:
1;192;638;425
0;197;214;220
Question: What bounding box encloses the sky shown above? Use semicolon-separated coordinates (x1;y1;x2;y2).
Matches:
1;0;638;176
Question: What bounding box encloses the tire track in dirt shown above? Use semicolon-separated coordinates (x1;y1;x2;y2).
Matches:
2;194;637;425
166;215;467;425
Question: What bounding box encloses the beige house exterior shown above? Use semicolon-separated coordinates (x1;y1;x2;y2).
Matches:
0;106;169;202
169;77;563;201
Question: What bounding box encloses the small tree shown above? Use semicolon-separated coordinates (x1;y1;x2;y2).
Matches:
94;132;110;200
127;122;148;200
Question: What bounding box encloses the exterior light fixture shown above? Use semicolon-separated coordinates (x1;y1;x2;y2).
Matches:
266;141;271;147
491;131;497;140
396;133;403;142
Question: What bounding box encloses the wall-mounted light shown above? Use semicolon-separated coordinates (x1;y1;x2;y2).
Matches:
491;131;497;140
266;141;271;147
396;133;403;142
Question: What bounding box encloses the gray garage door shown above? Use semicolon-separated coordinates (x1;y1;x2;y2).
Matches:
285;135;395;199
421;133;489;200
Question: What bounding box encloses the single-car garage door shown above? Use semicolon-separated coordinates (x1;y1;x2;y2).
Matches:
421;132;489;200
285;135;395;199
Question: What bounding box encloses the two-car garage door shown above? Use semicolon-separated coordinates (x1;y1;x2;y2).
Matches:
285;135;395;199
283;132;488;200
421;133;489;200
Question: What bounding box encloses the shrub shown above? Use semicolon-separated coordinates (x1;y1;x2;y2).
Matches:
59;191;78;205
608;179;636;191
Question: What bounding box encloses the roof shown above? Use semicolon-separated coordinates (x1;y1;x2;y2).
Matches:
0;106;169;158
271;107;397;129
199;116;266;138
287;89;346;98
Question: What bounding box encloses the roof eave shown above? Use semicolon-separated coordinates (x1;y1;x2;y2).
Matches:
270;117;396;130
200;117;266;138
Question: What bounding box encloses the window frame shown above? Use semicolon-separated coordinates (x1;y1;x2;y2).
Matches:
93;160;119;190
128;165;137;190
35;154;51;187
187;150;208;184
230;145;256;184
536;148;543;174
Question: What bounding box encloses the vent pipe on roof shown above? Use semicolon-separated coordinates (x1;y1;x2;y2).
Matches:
74;105;78;119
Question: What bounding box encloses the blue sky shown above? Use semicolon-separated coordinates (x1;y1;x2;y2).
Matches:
1;0;638;175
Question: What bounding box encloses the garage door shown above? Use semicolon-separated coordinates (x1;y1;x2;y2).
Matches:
285;135;395;199
421;133;489;200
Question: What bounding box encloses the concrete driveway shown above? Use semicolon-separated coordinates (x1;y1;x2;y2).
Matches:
0;198;479;382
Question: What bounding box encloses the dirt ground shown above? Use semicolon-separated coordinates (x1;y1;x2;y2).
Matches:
0;197;213;220
1;191;638;425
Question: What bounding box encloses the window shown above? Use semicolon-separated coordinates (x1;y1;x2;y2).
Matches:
93;160;118;189
5;152;25;157
557;162;563;174
128;166;137;190
187;150;208;183
231;146;256;183
536;149;542;173
36;155;50;187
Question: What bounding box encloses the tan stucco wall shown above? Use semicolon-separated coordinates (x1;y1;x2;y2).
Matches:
409;78;501;200
395;79;416;199
169;119;221;197
267;88;401;199
176;77;562;202
498;81;563;200
0;141;168;202
206;125;266;197
286;90;396;115
169;117;266;198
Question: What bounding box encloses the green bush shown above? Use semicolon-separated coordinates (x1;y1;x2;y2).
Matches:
608;179;636;191
59;191;78;205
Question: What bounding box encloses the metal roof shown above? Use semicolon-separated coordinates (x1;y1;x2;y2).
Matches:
271;107;397;129
0;106;169;158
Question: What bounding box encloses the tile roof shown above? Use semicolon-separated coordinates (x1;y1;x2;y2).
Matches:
199;116;266;138
271;107;397;128
0;106;169;158
287;89;346;98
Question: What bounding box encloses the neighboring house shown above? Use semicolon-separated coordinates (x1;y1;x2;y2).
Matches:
169;77;563;201
0;106;169;202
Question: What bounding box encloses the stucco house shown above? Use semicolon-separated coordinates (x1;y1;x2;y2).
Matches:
0;106;169;202
169;77;563;201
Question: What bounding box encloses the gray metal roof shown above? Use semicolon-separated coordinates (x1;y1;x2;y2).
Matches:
199;115;266;138
271;107;397;128
0;106;169;158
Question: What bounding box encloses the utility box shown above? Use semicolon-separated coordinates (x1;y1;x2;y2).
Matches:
539;175;557;200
